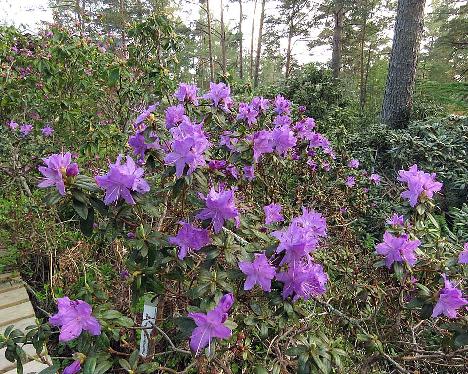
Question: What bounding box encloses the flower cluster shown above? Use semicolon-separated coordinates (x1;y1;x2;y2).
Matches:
38;152;79;195
397;164;443;207
375;232;421;268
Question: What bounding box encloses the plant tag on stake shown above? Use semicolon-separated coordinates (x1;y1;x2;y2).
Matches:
139;298;158;357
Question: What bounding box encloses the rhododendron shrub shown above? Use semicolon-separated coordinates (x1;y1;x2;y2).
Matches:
2;81;467;373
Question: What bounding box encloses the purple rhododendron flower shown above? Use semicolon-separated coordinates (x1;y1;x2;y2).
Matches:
128;131;160;161
49;297;101;342
386;213;405;227
398;164;443;207
196;185;239;233
225;164;239;179
294;117;315;140
273;115;292;127
7;120;19;130
239;253;276;292
95;155;150;205
253;130;274;162
204;82;233;110
458;243;468;264
165;104;186;129
169;222;211;260
369;173;381;185
41;125;54;137
251;96;269;112
307;159;317;171
272;125;297;156
174;83;199;105
219;131;239;152
274;95;291;115
38;152;79;196
348;159;360;169
188;294;234;354
298;105;306;113
165;118;210;177
264;203;284;225
63;360;81;374
375;232;421;268
276;262;328;301
134;103;158;128
237;102;258;125
243;165;255;181
208;159;227;170
20;124;33;136
345;176;355;187
432;274;468;319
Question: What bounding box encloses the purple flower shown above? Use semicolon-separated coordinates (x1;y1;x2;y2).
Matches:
273;95;291;115
219;131;238;152
95;155;150;205
432;274;468;319
41;125;54;137
458;243;468;264
134;103;158;128
7;120;18;130
307;159;317;171
196;185;239;233
243;165;255;181
20;124;33;136
225;164;239;179
251;96;269;112
276;262;328;302
63;360;81;374
298;105;306;113
188;294;234;354
264;203;284;225
398;164;443;207
208;159;227;170
49;297;101;342
120;269;130;279
203;82;233;110
253;130;274;162
348;159;360;169
174;83;199;105
386;213;405;227
272;125;297;156
239;253;276;292
169;222;211;260
375;231;421;268
369;173;381;185
273;115;292;127
38;152;79;195
237;102;258;126
128;131;160;160
345;176;355;187
165;104;186;129
294;118;315;140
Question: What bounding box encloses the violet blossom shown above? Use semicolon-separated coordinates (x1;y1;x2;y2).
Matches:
273;95;291;115
128;131;160;161
264;203;284;225
369;173;381;185
41;125;54;137
165;104;186;129
243;165;255;181
237;102;258;126
203;82;233;110
345;176;355;187
174;83;199;105
253;130;274;162
431;274;468;319
38;152;79;196
348;159;360;169
7;120;18;130
20;124;33;136
196;185;239;233
63;360;81;374
134;103;158;128
188;294;234;354
294;117;315;140
49;297;101;342
458;243;468;264
271;125;297;156
386;213;405;227
251;96;269;112
95;155;150;205
375;231;421;268
273;115;292;127
397;164;443;207
208;160;227;170
239;253;276;292
169;222;211;260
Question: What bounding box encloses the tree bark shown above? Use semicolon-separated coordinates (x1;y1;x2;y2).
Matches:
239;0;244;79
220;0;227;75
254;0;266;88
359;4;368;112
250;0;258;80
331;4;344;79
381;0;426;128
285;17;293;78
119;0;127;57
206;0;215;81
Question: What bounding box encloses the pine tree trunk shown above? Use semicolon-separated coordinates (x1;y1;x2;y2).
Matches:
206;0;215;81
249;0;257;80
285;18;293;78
359;8;368;112
220;0;227;75
239;0;243;79
381;0;426;128
331;5;344;79
254;0;266;88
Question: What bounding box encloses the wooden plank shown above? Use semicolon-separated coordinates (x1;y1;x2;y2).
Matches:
0;288;29;310
1;317;38;335
0;283;23;296
0;344;38;372
3;358;50;374
0;302;35;328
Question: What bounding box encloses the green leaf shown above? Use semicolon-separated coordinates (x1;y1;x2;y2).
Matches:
454;333;468;347
80;207;95;237
73;198;88;220
118;359;131;371
38;365;60;374
83;357;97;374
255;366;268;374
94;361;112;374
43;191;62;205
420;303;434;319
74;175;99;192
